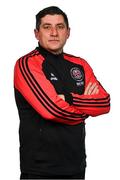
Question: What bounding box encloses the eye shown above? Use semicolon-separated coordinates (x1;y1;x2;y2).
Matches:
57;24;65;30
43;25;51;30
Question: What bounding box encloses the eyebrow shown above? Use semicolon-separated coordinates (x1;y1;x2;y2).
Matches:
42;22;65;26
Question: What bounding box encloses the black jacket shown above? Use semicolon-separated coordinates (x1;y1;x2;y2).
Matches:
14;44;110;175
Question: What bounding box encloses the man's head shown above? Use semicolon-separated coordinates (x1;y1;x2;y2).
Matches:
35;6;69;30
34;6;70;54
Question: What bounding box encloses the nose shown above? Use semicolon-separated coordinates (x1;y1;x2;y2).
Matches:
50;27;58;36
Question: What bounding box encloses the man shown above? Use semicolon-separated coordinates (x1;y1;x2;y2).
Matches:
14;6;110;179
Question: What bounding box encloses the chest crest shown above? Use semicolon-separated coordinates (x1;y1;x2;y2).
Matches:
70;67;84;85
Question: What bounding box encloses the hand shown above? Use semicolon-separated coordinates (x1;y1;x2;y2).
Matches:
58;94;65;100
84;82;99;95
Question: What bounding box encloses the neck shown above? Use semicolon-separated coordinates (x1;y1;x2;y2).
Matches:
38;43;63;55
47;49;63;55
37;43;63;57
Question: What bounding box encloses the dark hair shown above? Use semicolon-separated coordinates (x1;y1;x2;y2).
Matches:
35;6;69;30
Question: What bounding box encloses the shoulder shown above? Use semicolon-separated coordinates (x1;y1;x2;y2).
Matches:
14;48;45;74
15;48;44;66
17;49;40;61
63;52;87;66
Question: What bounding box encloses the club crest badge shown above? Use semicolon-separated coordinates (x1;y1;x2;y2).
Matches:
70;67;84;81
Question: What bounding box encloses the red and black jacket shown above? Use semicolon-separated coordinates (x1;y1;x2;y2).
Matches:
14;44;110;175
14;45;110;124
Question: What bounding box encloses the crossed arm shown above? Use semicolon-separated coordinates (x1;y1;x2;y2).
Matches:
59;82;99;100
14;54;110;125
14;55;89;125
59;58;110;117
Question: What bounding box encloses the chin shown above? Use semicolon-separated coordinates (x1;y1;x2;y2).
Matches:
48;47;62;54
48;46;60;51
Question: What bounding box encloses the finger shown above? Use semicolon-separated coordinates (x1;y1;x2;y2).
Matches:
87;83;97;95
91;85;99;95
58;94;65;100
84;82;92;95
96;89;99;94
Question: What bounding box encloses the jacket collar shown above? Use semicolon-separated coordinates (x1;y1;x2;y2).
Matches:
36;43;63;58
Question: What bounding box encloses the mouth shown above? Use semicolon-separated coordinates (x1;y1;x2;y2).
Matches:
49;39;59;42
48;40;60;46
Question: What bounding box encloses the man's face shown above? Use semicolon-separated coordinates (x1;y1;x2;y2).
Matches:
34;14;70;54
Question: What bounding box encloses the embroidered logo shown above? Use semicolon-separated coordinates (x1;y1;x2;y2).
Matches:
50;73;58;81
70;67;84;82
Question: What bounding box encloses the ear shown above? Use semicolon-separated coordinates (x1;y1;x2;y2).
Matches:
34;29;39;40
67;27;70;39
